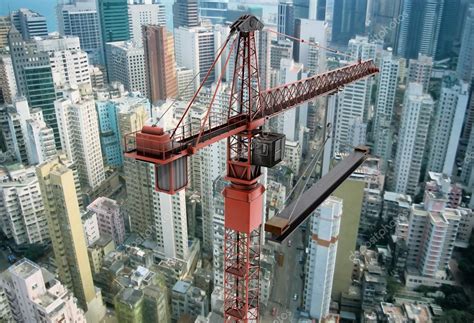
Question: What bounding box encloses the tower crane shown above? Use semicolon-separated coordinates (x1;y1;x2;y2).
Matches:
124;15;378;322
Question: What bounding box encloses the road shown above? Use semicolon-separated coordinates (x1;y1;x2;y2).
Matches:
262;227;306;322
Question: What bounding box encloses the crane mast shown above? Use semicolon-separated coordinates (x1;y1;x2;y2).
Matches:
124;15;379;322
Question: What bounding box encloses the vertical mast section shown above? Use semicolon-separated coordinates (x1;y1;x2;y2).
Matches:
223;15;264;322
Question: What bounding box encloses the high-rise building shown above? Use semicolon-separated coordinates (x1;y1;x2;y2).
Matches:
269;39;293;71
10;9;48;40
36;158;106;319
303;197;342;320
8;27;60;147
293;19;326;66
373;49;400;170
35;35;92;90
171;281;209;321
456;5;474;82
0;259;87;322
0;164;49;245
97;0;130;44
176;66;195;101
95;93;123;167
406;183;461;279
273;58;308;142
105;41;147;96
407;54;433;93
87;196;125;245
325;0;368;44
82;210;101;246
198;0;228;25
0;16;10;48
174;25;216;88
461;126;474;189
143;25;178;105
395;0;444;59
436;0;461;60
128;0;166;44
427;74;469;176
278;1;295;40
173;0;199;29
333;36;376;153
57;0;103;65
365;0;402;47
54;89;106;189
257;29;271;90
0;55;18;104
1;98;57;165
393;83;434;196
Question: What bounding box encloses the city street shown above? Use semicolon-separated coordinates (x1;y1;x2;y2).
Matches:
263;227;306;322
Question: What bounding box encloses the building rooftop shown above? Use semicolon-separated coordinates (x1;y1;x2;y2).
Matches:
118;288;143;306
9;258;40;279
173;280;191;294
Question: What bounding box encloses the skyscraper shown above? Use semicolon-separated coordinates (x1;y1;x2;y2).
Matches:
54;89;106;190
395;0;444;59
174;25;216;88
0;16;11;48
373;49;400;170
0;164;49;245
97;0;130;43
57;0;103;65
406;183;461;279
436;0;461;60
393;83;434;196
35;35;92;90
37;158;106;319
8;27;60;147
105;41;147;96
10;9;48;40
408;54;433;93
303;196;342;320
325;0;368;44
198;0;229;25
0;55;17;105
278;1;295;40
333;36;376;153
173;0;199;29
128;0;166;44
456;5;474;82
143;25;178;105
427;75;469;176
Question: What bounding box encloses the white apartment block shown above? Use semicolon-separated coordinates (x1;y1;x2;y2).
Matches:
373;49;399;168
304;196;342;320
334;36;376;154
35;35;91;89
0;164;49;245
128;0;166;44
408;54;433;93
176;66;195;101
174;25;217;89
81;210;100;246
285;140;302;175
3;98;56;165
406;190;461;279
393;83;434;196
105;41;147;96
275;58;308;142
54;89;105;189
427;75;469;176
0;55;18;104
0;259;86;323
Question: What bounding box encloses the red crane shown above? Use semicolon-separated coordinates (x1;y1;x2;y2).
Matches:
124;15;378;322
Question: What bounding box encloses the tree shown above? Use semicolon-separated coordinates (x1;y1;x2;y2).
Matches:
435;310;474;323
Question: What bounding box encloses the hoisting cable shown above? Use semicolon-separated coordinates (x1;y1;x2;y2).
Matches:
265;29;356;61
285;123;332;223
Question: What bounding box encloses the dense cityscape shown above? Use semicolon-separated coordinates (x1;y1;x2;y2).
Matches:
0;0;473;322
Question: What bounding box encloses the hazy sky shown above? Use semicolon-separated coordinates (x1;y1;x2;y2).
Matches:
0;0;58;31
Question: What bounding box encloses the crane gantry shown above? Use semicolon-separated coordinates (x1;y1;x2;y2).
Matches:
124;14;378;322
